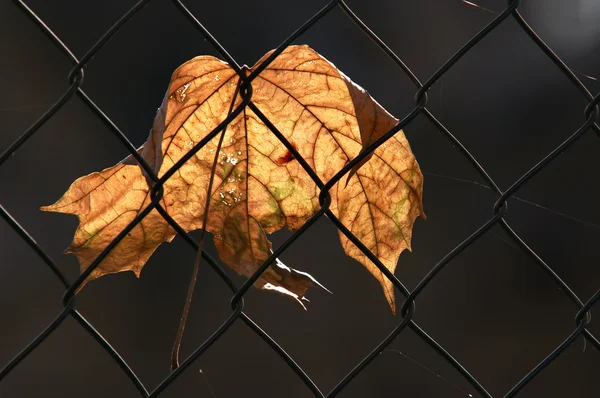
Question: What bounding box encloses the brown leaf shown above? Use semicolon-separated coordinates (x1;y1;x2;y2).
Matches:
42;45;424;310
335;137;424;313
40;163;174;287
342;76;398;184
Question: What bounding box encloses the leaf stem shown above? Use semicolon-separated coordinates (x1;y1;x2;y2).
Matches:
170;78;243;370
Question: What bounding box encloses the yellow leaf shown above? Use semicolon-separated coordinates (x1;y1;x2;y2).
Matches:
42;45;424;310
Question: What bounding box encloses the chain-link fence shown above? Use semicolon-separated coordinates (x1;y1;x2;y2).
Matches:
1;0;599;396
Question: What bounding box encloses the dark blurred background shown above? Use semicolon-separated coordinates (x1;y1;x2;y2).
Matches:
1;0;599;397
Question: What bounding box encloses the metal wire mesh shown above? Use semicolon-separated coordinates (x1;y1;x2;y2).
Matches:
1;0;599;396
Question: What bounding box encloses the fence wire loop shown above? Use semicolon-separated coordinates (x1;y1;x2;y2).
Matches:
2;0;599;397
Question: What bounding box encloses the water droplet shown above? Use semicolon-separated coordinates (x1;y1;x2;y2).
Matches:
188;141;194;149
176;82;191;102
225;154;239;165
236;150;242;155
214;75;220;81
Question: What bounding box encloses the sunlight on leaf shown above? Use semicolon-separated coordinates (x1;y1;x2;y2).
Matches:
42;45;424;311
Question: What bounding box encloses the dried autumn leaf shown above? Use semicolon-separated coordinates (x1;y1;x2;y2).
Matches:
42;45;424;311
